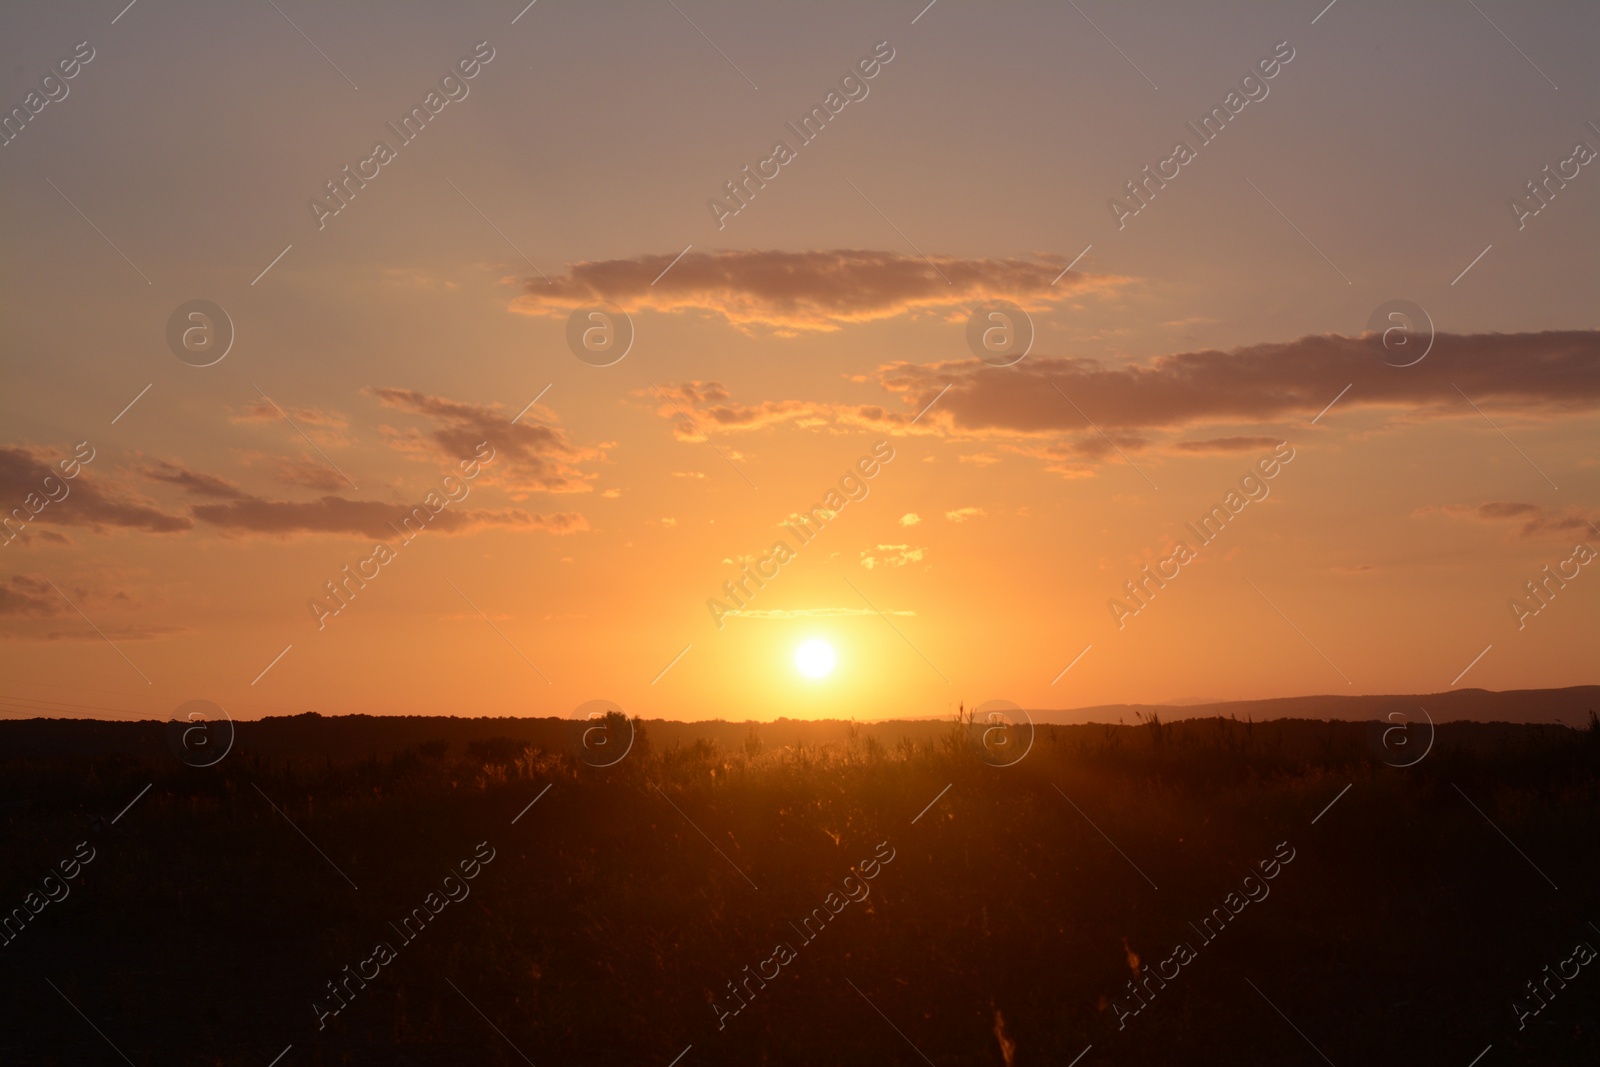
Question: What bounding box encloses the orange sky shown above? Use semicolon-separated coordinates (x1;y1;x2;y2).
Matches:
2;0;1595;722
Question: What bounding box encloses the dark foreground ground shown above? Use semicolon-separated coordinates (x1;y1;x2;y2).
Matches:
1;711;1597;1066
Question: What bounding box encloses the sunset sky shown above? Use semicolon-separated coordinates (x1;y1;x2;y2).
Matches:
2;0;1595;723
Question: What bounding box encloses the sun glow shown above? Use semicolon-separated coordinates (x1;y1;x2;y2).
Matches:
794;638;837;679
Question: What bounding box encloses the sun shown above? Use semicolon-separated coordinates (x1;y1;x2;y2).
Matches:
794;638;837;679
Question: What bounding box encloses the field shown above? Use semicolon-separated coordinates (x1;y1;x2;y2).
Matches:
2;711;1597;1066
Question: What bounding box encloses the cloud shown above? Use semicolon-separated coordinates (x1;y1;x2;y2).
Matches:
1171;436;1284;453
645;382;830;440
0;574;176;641
0;447;192;537
191;494;587;538
994;438;1149;479
141;460;247;499
635;330;1600;478
230;399;350;446
854;330;1600;436
239;452;350;492
366;388;601;494
0;575;58;617
509;248;1130;332
945;507;986;523
382;267;460;291
899;513;921;526
860;544;925;569
2;621;186;642
1419;502;1599;541
776;510;835;535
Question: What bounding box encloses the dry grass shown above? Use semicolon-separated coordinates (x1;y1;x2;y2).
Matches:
0;712;1596;1064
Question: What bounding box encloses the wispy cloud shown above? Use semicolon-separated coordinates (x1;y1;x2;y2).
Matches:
0;575;59;617
239;452;352;492
0;574;180;642
1171;436;1284;453
645;382;830;440
860;544;925;570
1417;501;1598;540
141;460;248;499
230;399;351;446
510;248;1130;333
367;387;602;495
0;447;191;536
191;494;587;539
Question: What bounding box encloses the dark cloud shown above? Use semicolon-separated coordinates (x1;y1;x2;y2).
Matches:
238;452;349;492
1;622;187;642
1001;435;1150;479
0;447;192;536
192;493;587;539
509;249;1130;332
0;575;171;642
0;575;58;617
1172;436;1284;453
231;400;348;426
853;330;1600;436
366;388;600;494
229;399;350;446
645;382;830;441
645;333;1598;463
1421;502;1599;541
141;460;247;499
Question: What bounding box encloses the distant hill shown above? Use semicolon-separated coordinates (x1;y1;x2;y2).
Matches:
1025;686;1600;728
0;687;1592;764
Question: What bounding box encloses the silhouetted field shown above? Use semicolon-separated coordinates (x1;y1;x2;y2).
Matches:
2;712;1597;1066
